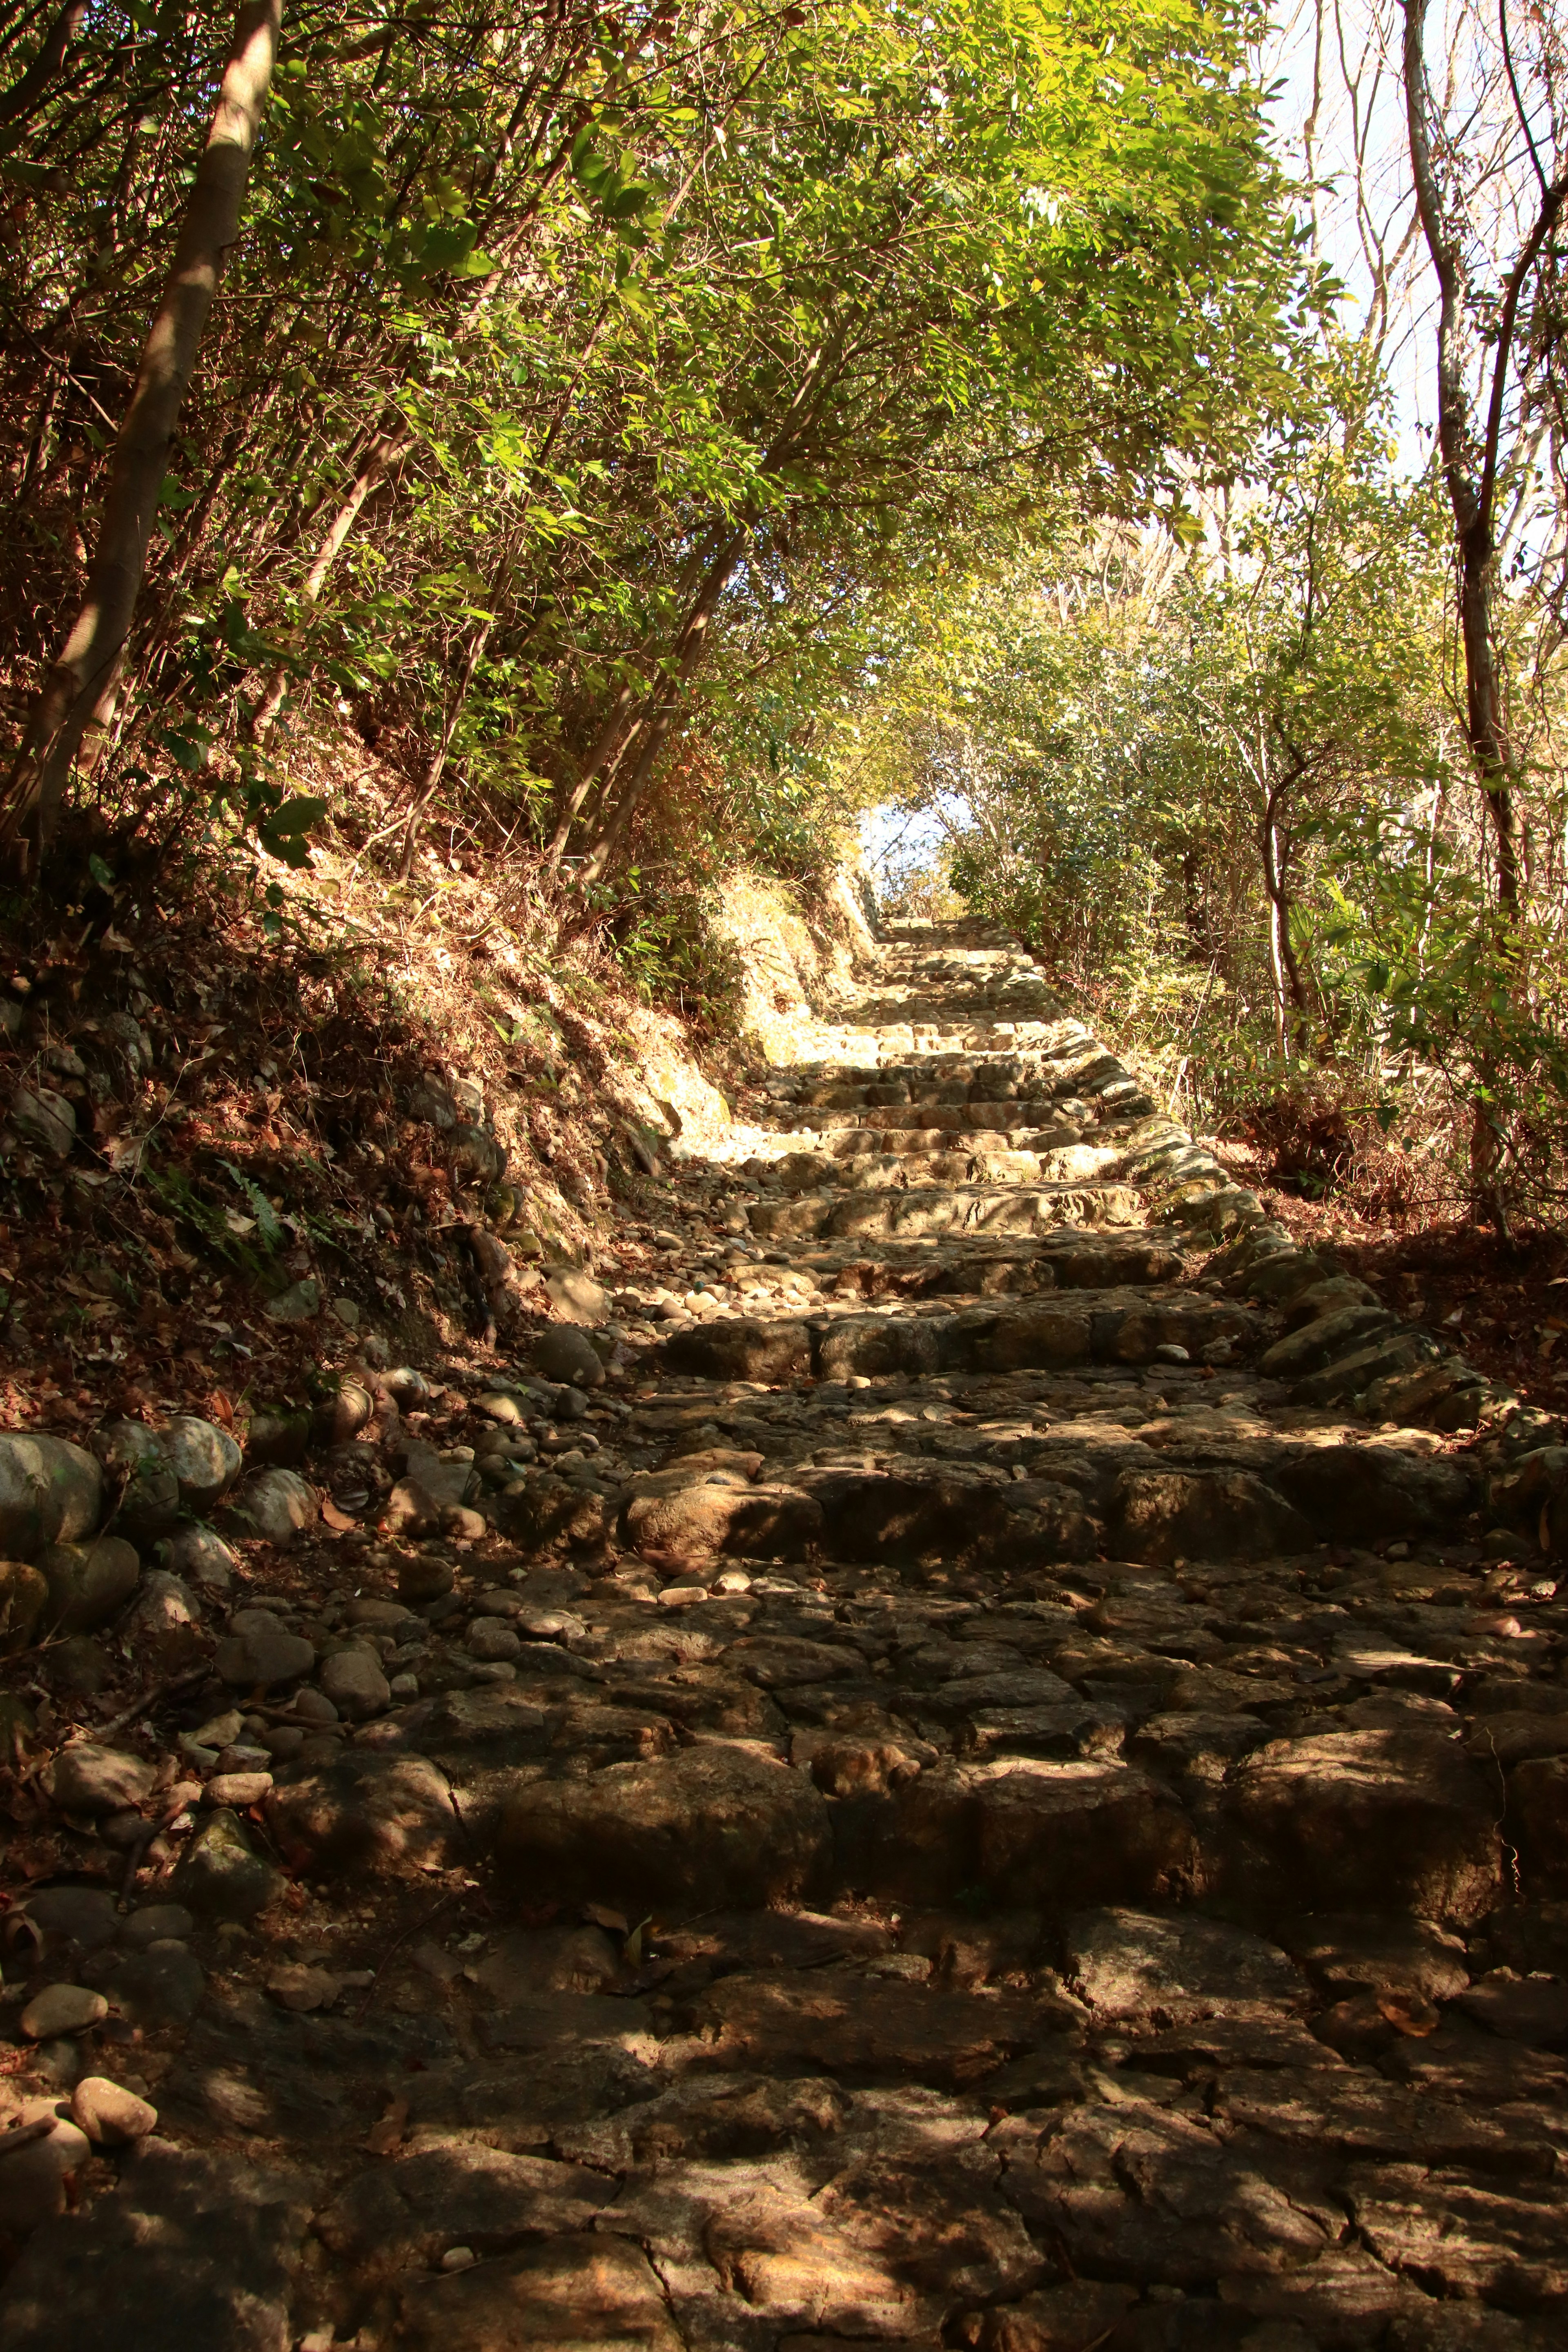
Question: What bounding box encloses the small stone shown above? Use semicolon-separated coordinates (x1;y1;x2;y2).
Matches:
441;2246;478;2272
330;1296;361;1330
10;1082;74;1158
42;1635;114;1694
542;1267;609;1327
390;1672;420;1701
344;1598;418;1632
205;1771;273;1808
194;1708;245;1748
169;1807;282;1921
384;1477;441;1538
160;1526;239;1589
292;1687;340;1726
124;1568;200;1645
465;1618;521;1662
42;1742;156;1815
266;1962;342;2013
162;1416;243;1511
13;1888;120;1952
214;1624;316;1688
318;1649;392;1719
21;1983;107;2039
70;2075;158;2145
324;1379;376;1442
234;1468;318;1547
91;1421;180;1537
110;1940;207;2028
398;1553;455;1604
533;1325;606;1387
475;1392;526;1425
263;1276;322;1323
120;1904;195;1951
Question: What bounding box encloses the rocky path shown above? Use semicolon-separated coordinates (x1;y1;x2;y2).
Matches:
3;918;1568;2352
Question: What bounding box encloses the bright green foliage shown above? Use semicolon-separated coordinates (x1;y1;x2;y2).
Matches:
1;0;1310;933
842;350;1568;1212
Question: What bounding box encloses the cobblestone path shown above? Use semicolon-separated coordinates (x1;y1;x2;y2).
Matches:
4;920;1566;2352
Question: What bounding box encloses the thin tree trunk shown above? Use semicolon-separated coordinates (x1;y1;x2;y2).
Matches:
577;526;750;885
397;617;495;879
249;428;407;741
1260;795;1309;1048
0;0;283;875
0;1;86;128
542;523;729;873
542;680;641;869
1401;0;1550;920
1402;0;1567;1212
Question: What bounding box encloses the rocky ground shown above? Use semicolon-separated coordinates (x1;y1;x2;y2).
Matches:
2;918;1567;2352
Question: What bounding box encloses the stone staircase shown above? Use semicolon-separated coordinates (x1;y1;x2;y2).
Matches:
3;917;1566;2352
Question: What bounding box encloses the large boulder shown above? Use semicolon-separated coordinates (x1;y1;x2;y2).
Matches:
533;1325;606;1388
887;1760;1198;1909
90;1421;180;1537
230;1468;317;1547
1110;1468;1309;1566
817;1314;942;1381
1062;1907;1309;2020
660;1317;813;1383
266;1752;459;1878
1259;1303;1398;1379
35;1535;141;1634
496;1744;832;1913
0;1433;102;1559
317;2145;609;2277
393;2235;683;2352
494;1474;610;1552
169;1807;282;1920
1272;1443;1473;1542
161;1417;243;1512
42;1743;157;1815
1221;1729;1503;1925
624;1481;822;1563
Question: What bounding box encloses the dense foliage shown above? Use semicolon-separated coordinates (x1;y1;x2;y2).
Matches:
0;0;1302;935
852;343;1568;1220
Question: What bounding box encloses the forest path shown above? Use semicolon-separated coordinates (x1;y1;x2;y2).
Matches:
3;918;1565;2352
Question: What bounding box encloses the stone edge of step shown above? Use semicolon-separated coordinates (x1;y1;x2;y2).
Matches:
948;921;1523;1444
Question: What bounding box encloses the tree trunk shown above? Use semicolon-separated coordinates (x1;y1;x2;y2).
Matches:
1401;0;1527;919
1400;0;1568;1214
1260;795;1309;1055
397;617;495;878
249;428;407;742
0;0;283;876
542;680;642;871
0;2;86;129
577;526;750;885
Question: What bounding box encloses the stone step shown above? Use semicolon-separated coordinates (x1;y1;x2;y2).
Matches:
6;913;1543;2352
